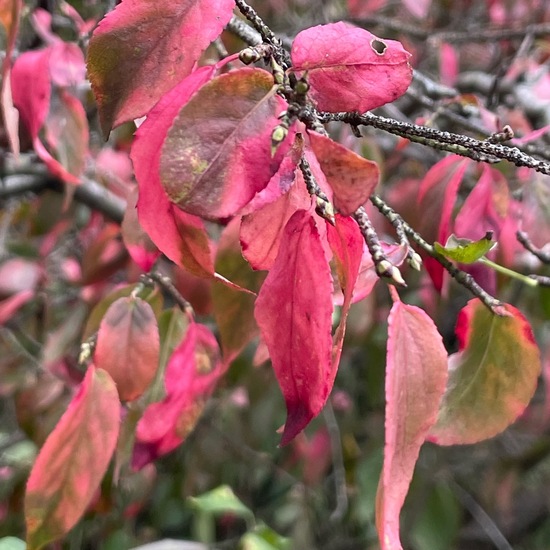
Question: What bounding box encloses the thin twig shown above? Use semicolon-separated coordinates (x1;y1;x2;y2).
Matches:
319;111;550;176
450;480;514;550
144;271;194;315
323;403;348;522
0;170;126;223
370;195;505;314
353;206;406;287
299;157;335;225
516;231;550;263
233;0;291;68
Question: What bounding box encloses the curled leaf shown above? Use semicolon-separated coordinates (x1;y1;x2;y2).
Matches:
434;232;496;264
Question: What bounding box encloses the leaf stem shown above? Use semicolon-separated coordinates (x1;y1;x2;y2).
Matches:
478;257;539;287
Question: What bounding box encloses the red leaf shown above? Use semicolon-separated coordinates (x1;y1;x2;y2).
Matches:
240;166;312;271
11;47;81;184
327;214;363;368
25;366;120;549
291;22;412;113
87;0;235;136
309;132;380;215
131;66;216;276
254;209;333;445
376;299;447;550
417;156;470;291
133;322;223;468
11;48;51;138
429;299;541;445
160;68;292;219
95;296;160;402
454;165;510;241
242;134;304;214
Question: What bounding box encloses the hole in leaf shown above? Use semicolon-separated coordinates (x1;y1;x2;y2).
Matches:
371;39;387;55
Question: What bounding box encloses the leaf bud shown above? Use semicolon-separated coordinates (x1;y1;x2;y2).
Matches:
315;197;336;226
239;48;261;65
294;78;309;96
271;124;289;157
376;261;406;287
408;252;423;271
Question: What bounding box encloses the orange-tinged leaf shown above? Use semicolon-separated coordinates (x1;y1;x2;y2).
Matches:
309;132;379;215
254;210;333;445
25;366;120;550
429;299;541;445
376;300;448;550
95;296;160;402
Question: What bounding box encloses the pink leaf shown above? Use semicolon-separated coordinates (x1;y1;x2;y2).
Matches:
25;366;120;549
43;90;89;181
242;134;304;213
0;258;41;296
0;289;34;324
11;48;51;138
291;22;412;113
376;299;448;550
86;0;235;136
340;242;408;306
429;299;541;445
11;47;81;184
160;68;292;219
133;322;223;468
49;41;86;87
95;296;160;402
417;156;470;291
131;66;216;276
254;210;333;445
402;0;431;18
308;131;379;215
327;214;363;368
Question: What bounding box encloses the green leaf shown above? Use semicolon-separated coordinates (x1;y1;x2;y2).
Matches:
241;524;290;550
0;537;26;550
410;482;461;550
429;299;541;445
433;232;496;264
188;485;253;522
